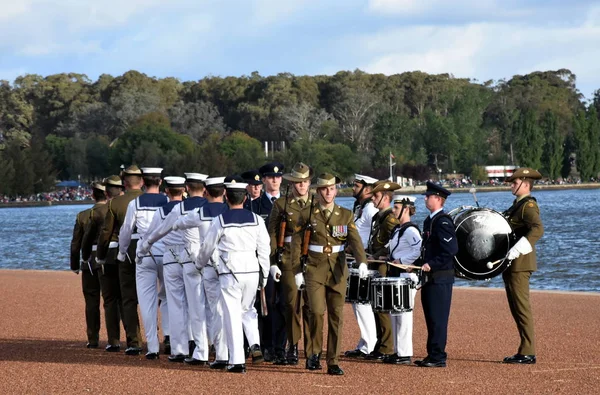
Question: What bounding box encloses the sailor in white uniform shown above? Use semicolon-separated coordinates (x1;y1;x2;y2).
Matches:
172;176;230;369
196;178;270;373
345;174;380;358
139;176;201;362
384;193;422;365
147;172;211;365
119;167;169;359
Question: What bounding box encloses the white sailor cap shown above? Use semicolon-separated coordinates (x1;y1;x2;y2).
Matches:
163;176;186;188
204;177;226;187
224;178;248;190
354;174;378;185
392;193;416;205
185;172;209;183
141;167;163;177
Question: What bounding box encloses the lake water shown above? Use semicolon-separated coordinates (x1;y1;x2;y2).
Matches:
0;189;598;292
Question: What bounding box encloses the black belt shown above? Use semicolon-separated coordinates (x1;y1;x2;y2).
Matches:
430;269;454;279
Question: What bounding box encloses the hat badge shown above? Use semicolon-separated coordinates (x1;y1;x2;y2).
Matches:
384;183;390;189
254;175;260;181
523;170;530;174
274;166;279;173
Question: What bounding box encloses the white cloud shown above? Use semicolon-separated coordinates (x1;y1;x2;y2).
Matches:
355;6;600;98
367;0;500;16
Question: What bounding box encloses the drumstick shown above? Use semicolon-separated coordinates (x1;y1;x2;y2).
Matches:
368;259;422;271
486;258;504;269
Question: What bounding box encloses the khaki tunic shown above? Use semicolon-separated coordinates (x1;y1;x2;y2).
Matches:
293;203;366;366
503;195;544;355
365;208;399;354
97;189;144;348
268;195;313;350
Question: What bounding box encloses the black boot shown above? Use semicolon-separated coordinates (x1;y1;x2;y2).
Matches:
286;344;299;365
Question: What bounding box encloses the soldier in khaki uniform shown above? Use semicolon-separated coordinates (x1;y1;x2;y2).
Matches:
363;180;402;360
70;182;106;348
294;173;367;376
82;176;124;351
502;168;544;364
268;162;314;365
96;166;145;355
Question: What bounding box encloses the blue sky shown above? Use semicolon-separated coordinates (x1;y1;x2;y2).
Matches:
1;0;600;99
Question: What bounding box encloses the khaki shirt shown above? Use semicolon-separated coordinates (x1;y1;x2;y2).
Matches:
268;195;313;271
506;196;544;272
293;203;367;284
81;202;108;263
70;208;92;271
97;189;143;260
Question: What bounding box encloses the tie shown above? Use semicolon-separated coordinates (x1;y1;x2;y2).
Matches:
271;196;276;203
298;199;305;208
323;209;331;219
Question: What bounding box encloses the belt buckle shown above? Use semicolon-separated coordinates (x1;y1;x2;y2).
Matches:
323;245;332;254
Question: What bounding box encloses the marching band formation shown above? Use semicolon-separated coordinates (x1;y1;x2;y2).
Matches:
70;162;544;374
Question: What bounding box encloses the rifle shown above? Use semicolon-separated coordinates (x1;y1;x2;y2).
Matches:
275;185;291;273
296;194;314;315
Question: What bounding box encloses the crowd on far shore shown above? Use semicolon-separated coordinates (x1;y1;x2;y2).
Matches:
0;187;93;203
1;177;597;204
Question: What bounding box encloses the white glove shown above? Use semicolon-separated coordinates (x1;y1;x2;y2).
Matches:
270;265;282;282
507;237;533;261
295;273;305;290
358;263;369;279
117;251;126;262
171;223;179;231
138;240;151;256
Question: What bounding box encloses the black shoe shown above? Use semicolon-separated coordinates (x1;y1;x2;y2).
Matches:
305;354;322;370
188;340;196;357
418;359;446;368
184;357;207;366
168;354;187;362
383;354;411;365
210;360;228;370
227;364;246;373
105;344;120;352
125;347;142;356
286;344;299;365
327;365;344;375
250;344;264;364
365;350;385;360
273;349;288;365
163;336;171;355
86;342;99;349
145;352;159;360
263;348;273;362
414;357;429;366
344;349;368;358
503;354;536;364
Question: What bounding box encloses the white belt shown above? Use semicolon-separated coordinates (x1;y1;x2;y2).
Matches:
308;245;344;254
109;241;119;249
284;236;292;243
131;233;140;240
92;245;97;252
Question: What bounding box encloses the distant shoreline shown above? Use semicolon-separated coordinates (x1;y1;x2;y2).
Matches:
1;182;598;208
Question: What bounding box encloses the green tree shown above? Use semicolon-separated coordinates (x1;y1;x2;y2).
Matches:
541;111;564;180
513;110;544;170
572;110;594;180
218;131;265;174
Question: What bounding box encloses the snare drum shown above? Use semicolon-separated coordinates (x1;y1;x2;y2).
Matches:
346;268;380;304
370;277;415;314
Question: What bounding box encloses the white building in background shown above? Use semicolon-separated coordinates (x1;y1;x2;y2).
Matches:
485;165;517;179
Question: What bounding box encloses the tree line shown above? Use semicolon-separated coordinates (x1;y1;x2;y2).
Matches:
1;68;599;197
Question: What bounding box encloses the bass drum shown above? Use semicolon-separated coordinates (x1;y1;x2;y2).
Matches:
450;206;515;280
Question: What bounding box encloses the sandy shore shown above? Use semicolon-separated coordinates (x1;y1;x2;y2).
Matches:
1;269;599;394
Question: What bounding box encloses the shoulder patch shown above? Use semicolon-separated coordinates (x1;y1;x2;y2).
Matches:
527;202;535;207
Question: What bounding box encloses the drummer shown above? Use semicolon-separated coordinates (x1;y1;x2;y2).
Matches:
362;180;402;361
385;193;422;365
